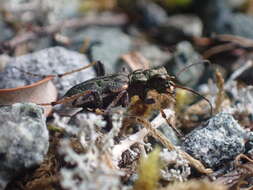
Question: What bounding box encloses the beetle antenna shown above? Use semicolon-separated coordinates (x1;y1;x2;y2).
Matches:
9;66;50;78
38;90;93;106
94;60;105;76
174;84;213;116
176;60;211;79
9;61;98;78
57;61;98;77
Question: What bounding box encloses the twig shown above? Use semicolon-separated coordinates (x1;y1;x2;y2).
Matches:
203;42;237;59
112;109;172;165
225;60;253;89
214;70;225;114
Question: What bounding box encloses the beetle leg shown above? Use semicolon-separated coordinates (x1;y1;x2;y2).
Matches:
71;90;102;108
161;110;183;137
91;91;103;108
38;90;93;106
105;90;128;113
142;89;156;104
122;92;129;107
144;97;155;104
58;108;85;117
94;60;105;76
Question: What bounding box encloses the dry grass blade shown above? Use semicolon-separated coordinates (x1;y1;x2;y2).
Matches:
214;70;225;114
161;179;227;190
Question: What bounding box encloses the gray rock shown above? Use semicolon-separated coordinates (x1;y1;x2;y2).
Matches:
158;123;180;146
138;45;171;68
227;0;247;8
193;0;253;39
43;0;80;23
0;54;11;72
0;47;96;96
69;26;132;74
136;0;168;28
165;41;204;87
0;16;14;42
149;15;202;44
116;44;172;72
2;0;80;25
182;113;247;168
166;14;203;37
0;103;49;189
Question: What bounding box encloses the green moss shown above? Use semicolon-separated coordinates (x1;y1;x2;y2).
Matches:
133;148;161;190
47;124;64;133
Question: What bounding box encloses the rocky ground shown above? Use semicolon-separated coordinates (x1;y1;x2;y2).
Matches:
0;0;253;190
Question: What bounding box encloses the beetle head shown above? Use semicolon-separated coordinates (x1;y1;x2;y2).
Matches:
146;67;175;93
129;69;148;83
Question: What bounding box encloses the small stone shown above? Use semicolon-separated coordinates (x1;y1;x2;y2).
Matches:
166;14;203;37
136;0;168;29
149;14;202;44
68;26;132;74
158;123;180;146
193;0;253;39
0;54;11;72
165;41;204;87
0;103;49;189
0;16;14;43
0;47;96;96
182;113;248;168
138;45;172;68
227;0;247;8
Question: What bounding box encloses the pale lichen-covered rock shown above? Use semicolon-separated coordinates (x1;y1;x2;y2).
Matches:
0;47;96;96
0;103;49;189
182;113;248;168
160;149;191;182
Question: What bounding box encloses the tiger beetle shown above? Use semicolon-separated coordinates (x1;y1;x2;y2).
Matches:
12;60;213;116
9;60;214;174
32;62;212;128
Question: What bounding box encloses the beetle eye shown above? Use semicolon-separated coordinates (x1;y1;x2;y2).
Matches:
151;74;166;80
166;81;171;87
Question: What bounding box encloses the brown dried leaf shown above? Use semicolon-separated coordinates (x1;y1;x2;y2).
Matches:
0;76;57;116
